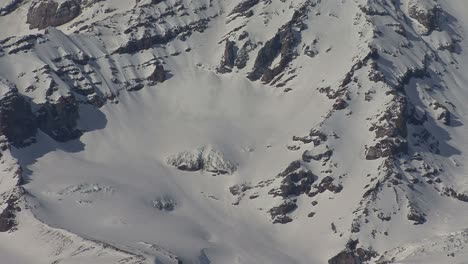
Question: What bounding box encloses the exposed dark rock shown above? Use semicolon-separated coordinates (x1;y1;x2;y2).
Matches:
269;201;297;224
359;4;389;16
0;88;37;147
0;189;22;233
0;0;23;16
292;135;313;144
27;0;81;30
329;240;378;264
87;93;105;108
309;176;343;197
302;149;333;162
431;102;451;126
444;187;468;203
229;0;259;16
333;99;348;110
365;138;407;160
407;203;426;225
167;146;237;174
371;95;407;139
279;167;315;197
247;2;311;83
0;200;17;232
365;146;380;160
272;215;293;224
229;183;251;195
367;94;408;160
148;64;166;83
36;95;82;142
328;251;356;264
238;31;249;40
153;196;177;212
114;18;211;54
408;2;440;34
309;129;328;145
247;26;299;83
234;40;256;69
269;160;317;198
219;40;238;73
3;34;46;55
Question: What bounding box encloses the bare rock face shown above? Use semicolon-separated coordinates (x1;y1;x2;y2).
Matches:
407;203;426;225
247;2;310;83
0;0;23;16
328;240;378;264
229;0;259;16
167;146;237;175
27;0;81;30
36;95;82;142
0;87;37;147
268;200;297;224
218;40;238;73
277;160;316;198
148;64;167;83
0;188;23;233
408;0;440;35
0;198;18;232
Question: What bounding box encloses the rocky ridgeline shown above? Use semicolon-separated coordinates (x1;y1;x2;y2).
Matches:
322;0;462;262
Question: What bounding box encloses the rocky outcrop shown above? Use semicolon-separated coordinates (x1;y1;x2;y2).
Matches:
268;200;297;224
0;197;18;232
269;161;316;198
302;146;333;162
148;64;167;83
247;2;311;83
1;34;46;55
114;17;212;54
229;0;259;16
218;40;238;73
152;196;177;212
266;161;316;223
36;95;82;142
247;26;299;83
328;240;378;264
167;146;237;175
0;87;37;147
365;138;407;160
0;0;23;16
0;188;23;233
279;164;315;197
408;0;440;35
234;40;256;69
431;102;451;126
27;0;81;30
366;94;408;160
406;203;426;225
309;176;343;197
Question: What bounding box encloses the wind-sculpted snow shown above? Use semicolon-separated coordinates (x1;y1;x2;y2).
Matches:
1;0;468;263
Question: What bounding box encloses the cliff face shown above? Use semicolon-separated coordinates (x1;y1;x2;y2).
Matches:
1;0;468;263
27;0;81;30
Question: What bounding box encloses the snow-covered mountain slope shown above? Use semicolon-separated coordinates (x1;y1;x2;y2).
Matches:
2;0;468;263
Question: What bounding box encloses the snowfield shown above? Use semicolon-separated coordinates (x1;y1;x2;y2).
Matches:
2;0;468;263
